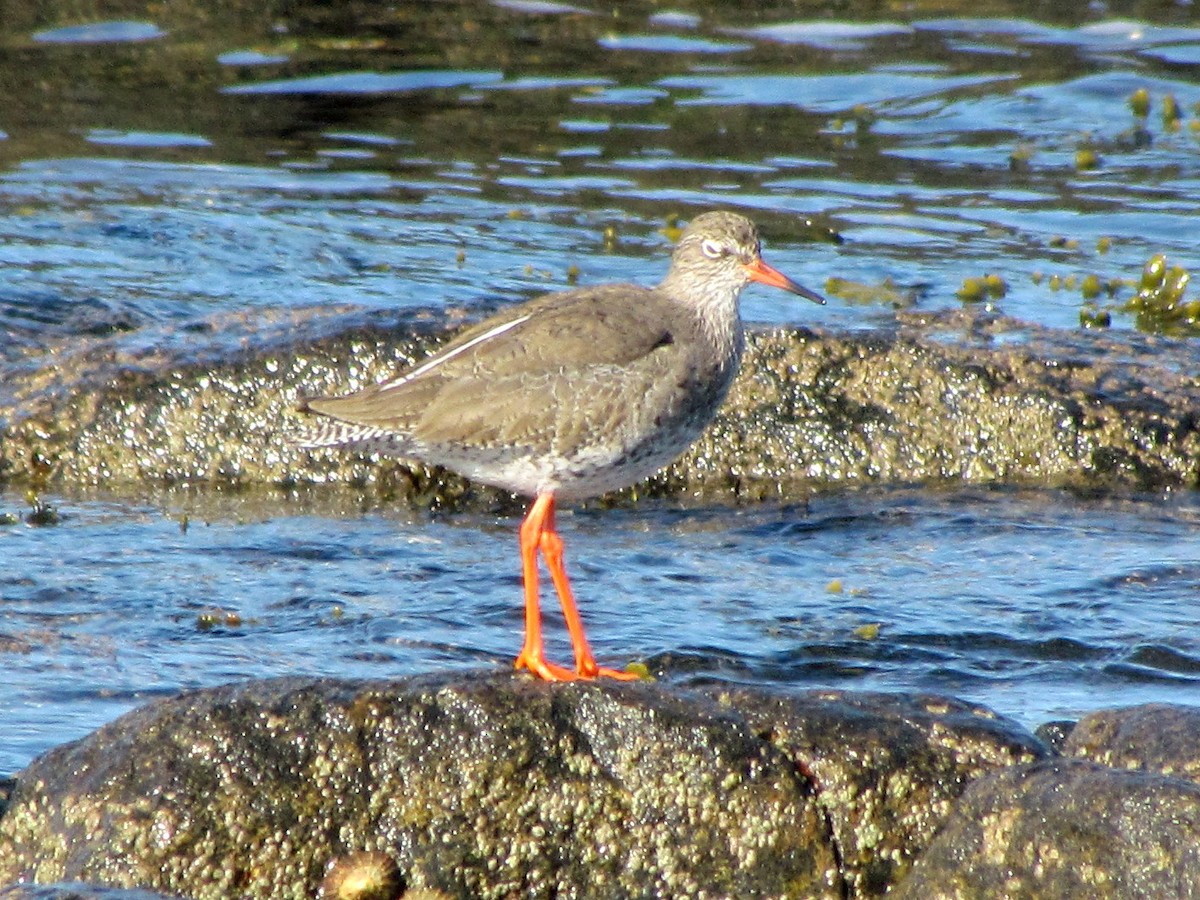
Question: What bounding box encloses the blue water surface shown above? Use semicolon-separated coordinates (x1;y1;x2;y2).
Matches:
1;487;1198;772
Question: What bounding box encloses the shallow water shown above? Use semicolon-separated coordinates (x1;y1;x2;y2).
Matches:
2;486;1199;773
2;2;1200;771
2;5;1200;346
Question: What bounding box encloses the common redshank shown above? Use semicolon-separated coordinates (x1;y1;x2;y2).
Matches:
298;211;825;681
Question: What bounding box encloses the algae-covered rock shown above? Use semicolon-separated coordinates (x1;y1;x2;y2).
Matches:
701;688;1049;897
3;308;1200;499
14;673;1197;900
890;758;1200;899
0;674;839;899
1062;702;1200;783
696;312;1200;494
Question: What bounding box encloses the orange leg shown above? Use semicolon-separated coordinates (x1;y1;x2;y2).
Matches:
513;493;576;681
512;493;637;681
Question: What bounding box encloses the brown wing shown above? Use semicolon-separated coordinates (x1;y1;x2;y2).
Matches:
304;285;686;452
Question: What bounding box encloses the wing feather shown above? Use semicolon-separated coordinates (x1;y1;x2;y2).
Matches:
303;285;688;456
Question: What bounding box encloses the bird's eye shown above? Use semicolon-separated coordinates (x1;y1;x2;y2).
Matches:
700;239;724;259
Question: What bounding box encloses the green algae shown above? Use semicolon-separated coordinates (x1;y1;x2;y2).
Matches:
956;274;1007;304
824;276;910;307
1122;254;1199;337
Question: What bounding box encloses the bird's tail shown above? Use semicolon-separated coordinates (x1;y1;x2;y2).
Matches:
290;399;403;452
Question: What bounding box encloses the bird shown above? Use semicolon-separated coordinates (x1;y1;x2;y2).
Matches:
297;211;826;681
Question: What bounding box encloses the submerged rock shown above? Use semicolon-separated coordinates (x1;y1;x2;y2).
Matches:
2;307;1200;498
0;674;1044;899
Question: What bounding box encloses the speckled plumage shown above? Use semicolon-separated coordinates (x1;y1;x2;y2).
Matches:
298;211;821;501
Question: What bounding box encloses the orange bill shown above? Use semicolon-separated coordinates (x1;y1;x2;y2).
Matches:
744;258;826;304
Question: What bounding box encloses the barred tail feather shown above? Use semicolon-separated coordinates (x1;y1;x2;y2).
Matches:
290;415;414;456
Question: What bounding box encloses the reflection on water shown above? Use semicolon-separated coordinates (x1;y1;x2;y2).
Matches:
1;6;1199;340
1;486;1199;772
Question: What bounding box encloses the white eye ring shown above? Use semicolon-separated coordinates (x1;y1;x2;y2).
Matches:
700;239;724;259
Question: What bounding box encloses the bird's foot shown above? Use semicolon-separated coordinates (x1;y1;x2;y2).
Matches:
514;651;579;682
576;660;641;681
515;651;640;682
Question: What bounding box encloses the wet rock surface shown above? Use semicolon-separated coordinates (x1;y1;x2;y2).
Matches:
891;758;1200;899
1062;702;1200;783
2;308;1200;498
699;687;1049;897
893;702;1200;899
0;674;838;899
2;678;1199;899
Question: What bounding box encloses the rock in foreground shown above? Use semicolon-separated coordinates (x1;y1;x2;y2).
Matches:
5;676;1198;899
892;758;1200;899
0;675;832;899
0;674;1044;899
